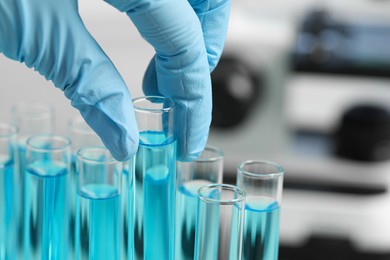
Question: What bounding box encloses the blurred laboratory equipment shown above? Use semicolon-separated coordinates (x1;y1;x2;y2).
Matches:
237;160;284;260
207;0;390;259
209;28;290;173
280;2;390;259
292;9;390;77
0;124;18;260
24;134;71;259
75;146;123;260
334;104;390;162
132;96;176;259
175;145;224;259
194;183;246;260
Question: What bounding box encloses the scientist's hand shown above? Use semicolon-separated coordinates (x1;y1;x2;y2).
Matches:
0;0;138;161
106;0;230;161
0;0;229;161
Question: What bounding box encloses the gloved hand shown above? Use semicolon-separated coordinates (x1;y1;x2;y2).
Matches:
0;0;138;161
105;0;230;161
0;0;230;162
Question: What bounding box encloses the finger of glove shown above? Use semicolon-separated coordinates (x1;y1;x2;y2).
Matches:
142;57;160;97
141;0;230;147
106;0;212;161
140;0;230;87
189;0;230;72
0;0;139;161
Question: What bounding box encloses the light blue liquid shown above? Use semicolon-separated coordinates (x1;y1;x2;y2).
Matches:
24;160;70;260
175;180;213;260
132;131;176;260
68;156;77;259
17;143;27;259
0;158;16;260
242;197;280;260
121;164;132;260
76;184;121;260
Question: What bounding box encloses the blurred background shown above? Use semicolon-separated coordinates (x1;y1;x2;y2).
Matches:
1;0;390;259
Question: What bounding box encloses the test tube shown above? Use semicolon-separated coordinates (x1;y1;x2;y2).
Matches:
68;116;102;158
0;124;18;260
11;102;54;257
175;145;224;260
194;183;246;260
24;134;71;259
11;102;55;171
75;146;123;260
68;116;103;258
237;160;284;260
68;116;130;259
132;96;176;260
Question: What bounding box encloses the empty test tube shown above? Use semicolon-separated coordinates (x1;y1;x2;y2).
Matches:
195;183;246;260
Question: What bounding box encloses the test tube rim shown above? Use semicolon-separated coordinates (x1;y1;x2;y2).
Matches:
132;96;176;113
68;116;95;135
26;134;71;153
0;123;18;140
198;183;246;205
237;159;284;178
194;145;224;163
11;101;55;120
76;146;118;165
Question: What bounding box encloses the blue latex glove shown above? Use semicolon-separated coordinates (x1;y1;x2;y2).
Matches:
106;0;230;161
0;0;230;162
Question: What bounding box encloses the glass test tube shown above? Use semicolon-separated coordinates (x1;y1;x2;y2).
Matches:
132;96;176;260
11;102;54;258
75;146;123;260
122;158;133;260
24;134;71;260
68;116;103;159
12;102;55;172
175;145;224;260
237;160;284;260
195;184;246;260
68;116;131;259
0;124;18;260
68;116;103;258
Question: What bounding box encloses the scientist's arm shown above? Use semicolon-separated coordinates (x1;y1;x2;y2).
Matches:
106;0;230;161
